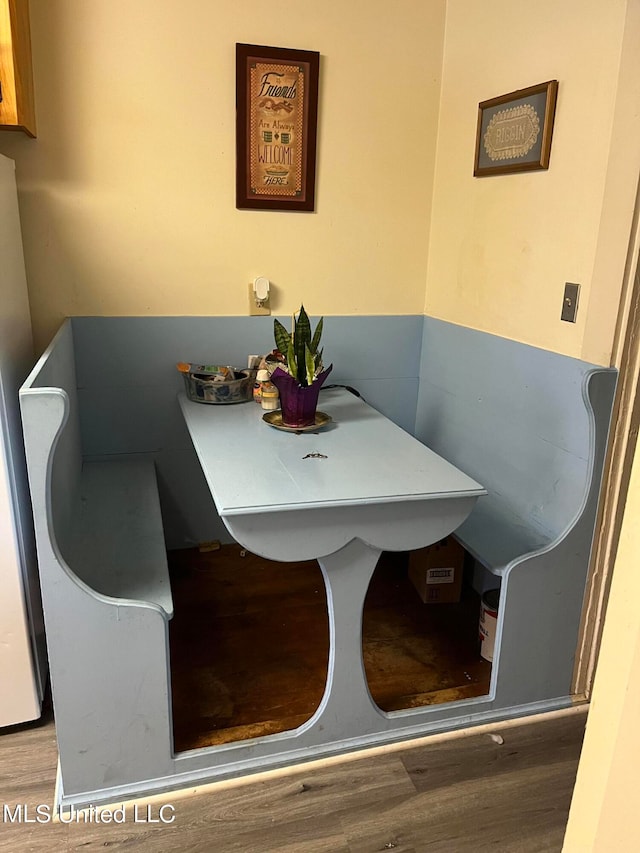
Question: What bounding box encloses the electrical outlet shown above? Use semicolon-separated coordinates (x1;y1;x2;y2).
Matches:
248;283;270;316
561;283;580;323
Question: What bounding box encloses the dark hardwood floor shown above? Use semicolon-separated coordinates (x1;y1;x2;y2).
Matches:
0;705;585;851
169;546;491;751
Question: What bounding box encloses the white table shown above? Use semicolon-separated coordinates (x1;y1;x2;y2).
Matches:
179;388;485;742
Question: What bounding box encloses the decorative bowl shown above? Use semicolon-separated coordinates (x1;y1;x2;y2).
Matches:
182;368;255;404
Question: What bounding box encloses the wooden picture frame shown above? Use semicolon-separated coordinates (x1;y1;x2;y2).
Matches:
236;43;320;211
474;80;558;177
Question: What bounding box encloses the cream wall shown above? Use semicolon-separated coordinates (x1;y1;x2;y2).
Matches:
425;0;640;365
0;0;445;350
562;415;640;851
1;1;638;363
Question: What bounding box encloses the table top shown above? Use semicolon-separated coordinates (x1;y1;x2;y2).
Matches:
178;388;485;517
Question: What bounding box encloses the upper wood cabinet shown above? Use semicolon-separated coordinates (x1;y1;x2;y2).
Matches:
0;0;35;137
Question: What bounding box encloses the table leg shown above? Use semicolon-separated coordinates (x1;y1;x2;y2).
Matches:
312;539;385;738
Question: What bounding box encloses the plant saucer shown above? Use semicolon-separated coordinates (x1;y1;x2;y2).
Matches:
262;410;332;433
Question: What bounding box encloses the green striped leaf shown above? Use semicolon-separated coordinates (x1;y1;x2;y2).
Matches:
311;317;323;354
295;306;310;384
274;319;291;356
286;340;297;378
296;305;311;347
305;344;315;385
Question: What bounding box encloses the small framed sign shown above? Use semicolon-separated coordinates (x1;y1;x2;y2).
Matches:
474;80;558;177
236;43;320;211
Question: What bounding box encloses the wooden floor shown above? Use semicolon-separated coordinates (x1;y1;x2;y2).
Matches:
169;545;491;751
0;705;585;851
0;548;582;849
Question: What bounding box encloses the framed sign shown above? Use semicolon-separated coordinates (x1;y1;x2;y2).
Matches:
474;80;558;177
236;43;320;211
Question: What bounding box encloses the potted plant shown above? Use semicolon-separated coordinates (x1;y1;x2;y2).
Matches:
270;305;333;427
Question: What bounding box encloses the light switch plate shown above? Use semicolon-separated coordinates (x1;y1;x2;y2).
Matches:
561;283;580;323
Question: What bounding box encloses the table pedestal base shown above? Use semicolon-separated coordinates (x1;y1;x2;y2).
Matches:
313;539;385;737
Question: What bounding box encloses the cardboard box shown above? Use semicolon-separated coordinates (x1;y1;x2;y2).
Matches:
408;537;465;604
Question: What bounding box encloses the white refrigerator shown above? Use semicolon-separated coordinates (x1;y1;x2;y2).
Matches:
0;152;47;726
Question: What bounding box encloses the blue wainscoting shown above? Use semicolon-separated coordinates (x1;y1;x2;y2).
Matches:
416;317;607;543
71;315;424;548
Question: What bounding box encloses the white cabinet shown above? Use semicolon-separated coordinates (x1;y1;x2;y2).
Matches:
0;152;45;726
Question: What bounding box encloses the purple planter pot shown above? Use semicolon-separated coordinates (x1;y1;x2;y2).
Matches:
270;364;333;428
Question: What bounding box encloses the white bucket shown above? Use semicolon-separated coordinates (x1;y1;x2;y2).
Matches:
479;588;500;662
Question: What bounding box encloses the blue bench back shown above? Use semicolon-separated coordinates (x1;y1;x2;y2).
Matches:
21;320;81;559
415;317;616;545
